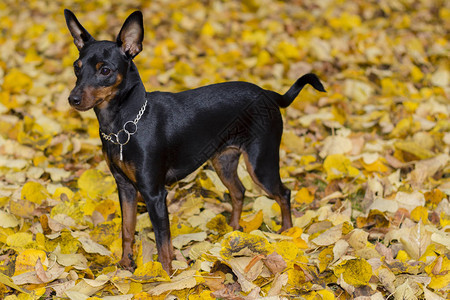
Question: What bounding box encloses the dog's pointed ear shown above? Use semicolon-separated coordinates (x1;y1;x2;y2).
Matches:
64;9;95;50
116;11;144;59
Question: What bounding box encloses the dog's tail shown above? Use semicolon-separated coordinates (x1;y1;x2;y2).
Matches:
276;73;326;108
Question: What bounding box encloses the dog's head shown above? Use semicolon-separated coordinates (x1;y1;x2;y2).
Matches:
64;9;143;111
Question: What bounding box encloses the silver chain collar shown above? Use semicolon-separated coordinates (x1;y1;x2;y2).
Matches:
100;99;148;161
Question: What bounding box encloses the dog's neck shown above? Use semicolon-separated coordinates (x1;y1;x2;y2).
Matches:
94;62;147;134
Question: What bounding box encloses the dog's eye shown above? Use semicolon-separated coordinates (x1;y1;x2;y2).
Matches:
100;67;111;76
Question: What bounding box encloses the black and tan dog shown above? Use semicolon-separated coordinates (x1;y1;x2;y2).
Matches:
64;9;325;273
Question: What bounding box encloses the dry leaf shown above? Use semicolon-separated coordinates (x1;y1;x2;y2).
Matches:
149;270;199;295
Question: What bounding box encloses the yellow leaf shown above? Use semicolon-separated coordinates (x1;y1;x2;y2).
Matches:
323;154;360;181
149;270;201;296
286;265;311;292
0;273;29;294
187;290;214;300
132;261;170;283
410;65;424;82
256;50;271;66
271;202;281;215
54;230;81;254
381;78;407;97
396;250;411;262
17;130;52;151
90;220;121;246
50;199;84;223
0;211;19;228
274;240;300;262
110;238;123;263
13;249;47;276
275;41;302;63
281;130;304;153
440;213;450;228
52;187;74;201
316;290;336;300
390;118;421;139
282;227;308;249
78;169;116;199
171;221;200;238
198;176;214;190
403;101;419;113
83;198;97;216
128;282;143;295
9;199;35;218
424;189;445;207
201;21;215;37
2;68;33;94
361;158;389;173
410;206;429;224
24;49;42;63
318;247;334;273
21;181;48;205
329;13;361;31
173;61;193;76
426;256;450;290
32;287;46;298
300;155;317;166
95;199;118;220
133;292;164;300
394;140;434;160
6;232;33;249
334;258;372;286
0;91;20;110
239;210;263;233
206;214;233;236
35;232;46;249
294;187;314;204
220;231;273;259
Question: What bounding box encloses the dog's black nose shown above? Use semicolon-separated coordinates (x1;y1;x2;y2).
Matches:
69;94;81;106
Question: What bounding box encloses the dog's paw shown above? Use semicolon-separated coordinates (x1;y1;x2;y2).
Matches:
118;254;137;272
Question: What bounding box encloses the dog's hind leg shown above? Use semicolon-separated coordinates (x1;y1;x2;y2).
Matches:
243;142;293;232
211;148;246;230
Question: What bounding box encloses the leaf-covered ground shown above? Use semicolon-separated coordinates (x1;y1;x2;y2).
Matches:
0;0;449;299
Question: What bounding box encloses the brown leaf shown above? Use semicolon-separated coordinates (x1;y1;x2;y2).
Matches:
263;252;287;274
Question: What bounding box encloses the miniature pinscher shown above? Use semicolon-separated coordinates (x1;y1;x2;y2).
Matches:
64;9;325;273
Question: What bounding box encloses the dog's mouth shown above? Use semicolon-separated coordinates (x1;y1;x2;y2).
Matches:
70;97;106;111
70;81;121;111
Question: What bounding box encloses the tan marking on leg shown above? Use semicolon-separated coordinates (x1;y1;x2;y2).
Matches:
274;194;293;232
212;148;245;230
242;151;266;193
119;195;137;271
157;238;174;274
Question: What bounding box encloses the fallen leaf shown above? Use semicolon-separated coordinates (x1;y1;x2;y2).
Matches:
0;210;20;228
239;210;263;233
334;258;373;286
323;154;360;181
172;232;207;249
149;270;199;295
77;236;111;256
400;221;432;260
263;251;287;274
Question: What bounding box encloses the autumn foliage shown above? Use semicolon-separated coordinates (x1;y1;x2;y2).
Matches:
0;0;449;299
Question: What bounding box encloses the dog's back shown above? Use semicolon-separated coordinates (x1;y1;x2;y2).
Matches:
145;82;283;182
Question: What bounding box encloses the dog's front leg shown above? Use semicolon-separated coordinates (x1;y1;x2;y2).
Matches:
112;170;138;271
139;185;174;274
